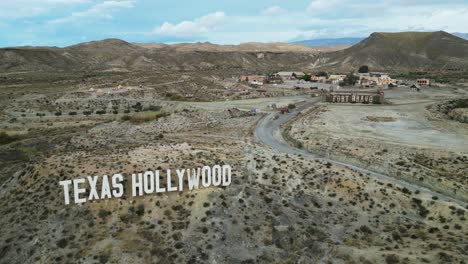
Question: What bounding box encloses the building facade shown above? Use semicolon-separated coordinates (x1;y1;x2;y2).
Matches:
239;75;265;86
417;78;430;86
277;71;305;80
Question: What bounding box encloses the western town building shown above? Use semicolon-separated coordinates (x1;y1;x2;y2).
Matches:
239;75;265;86
416;78;430;86
265;73;283;84
328;74;347;84
358;72;396;87
277;71;305;80
324;90;385;104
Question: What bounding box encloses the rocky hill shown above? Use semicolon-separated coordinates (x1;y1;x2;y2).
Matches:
135;41;338;52
2;32;468;73
312;31;468;71
0;39;317;73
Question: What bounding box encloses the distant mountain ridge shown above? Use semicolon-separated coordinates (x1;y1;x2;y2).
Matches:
0;39;316;73
291;38;363;47
453;33;468;40
294;33;468;47
1;31;468;73
134;41;344;53
312;31;468;71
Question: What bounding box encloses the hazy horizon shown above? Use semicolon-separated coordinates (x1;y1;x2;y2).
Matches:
1;0;468;47
3;30;468;49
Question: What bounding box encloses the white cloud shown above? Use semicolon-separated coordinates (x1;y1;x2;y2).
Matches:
152;12;226;37
307;0;344;13
0;0;90;19
48;0;135;24
261;6;284;16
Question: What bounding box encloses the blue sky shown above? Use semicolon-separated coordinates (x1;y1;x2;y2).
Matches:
0;0;467;47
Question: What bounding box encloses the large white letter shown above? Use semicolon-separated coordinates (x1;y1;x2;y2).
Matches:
188;168;201;190
176;169;185;191
202;166;211;187
212;165;222;186
112;174;124;198
167;169;177;192
132;173;143;197
144;171;155;194
59;180;72;205
101;175;112;199
73;178;87;204
155;170;166;193
222;165;232;186
87;176;100;201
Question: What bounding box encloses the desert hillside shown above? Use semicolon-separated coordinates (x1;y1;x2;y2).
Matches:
312;31;468;71
3;31;468;73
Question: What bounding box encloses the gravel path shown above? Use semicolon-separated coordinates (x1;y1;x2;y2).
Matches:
254;99;467;207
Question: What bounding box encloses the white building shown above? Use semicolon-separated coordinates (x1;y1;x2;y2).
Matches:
277;71;305;80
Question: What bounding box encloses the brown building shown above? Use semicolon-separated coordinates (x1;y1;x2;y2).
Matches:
324;90;384;104
265;73;283;84
416;78;430;86
239;75;265;84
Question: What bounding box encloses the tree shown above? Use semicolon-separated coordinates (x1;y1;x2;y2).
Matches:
316;71;328;77
301;74;312;82
340;72;359;86
358;65;369;73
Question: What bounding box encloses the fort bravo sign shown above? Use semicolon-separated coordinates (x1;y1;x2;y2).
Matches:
324;90;384;104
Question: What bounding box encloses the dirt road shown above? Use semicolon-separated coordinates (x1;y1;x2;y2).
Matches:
254;100;467;207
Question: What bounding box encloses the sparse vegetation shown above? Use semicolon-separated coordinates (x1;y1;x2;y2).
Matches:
0;131;22;145
121;111;169;123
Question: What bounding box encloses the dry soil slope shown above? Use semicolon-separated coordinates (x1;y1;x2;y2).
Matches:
135;41;324;52
0;39;316;73
314;31;468;71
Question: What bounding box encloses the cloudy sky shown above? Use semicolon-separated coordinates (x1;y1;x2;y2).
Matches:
0;0;467;47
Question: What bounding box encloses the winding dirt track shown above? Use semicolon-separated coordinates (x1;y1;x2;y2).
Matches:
254;100;467;207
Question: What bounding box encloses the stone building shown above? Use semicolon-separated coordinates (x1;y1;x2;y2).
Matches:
416;78;430;86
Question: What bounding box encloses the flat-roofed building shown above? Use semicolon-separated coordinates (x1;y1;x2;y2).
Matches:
277;71;305;80
417;78;430;86
239;75;265;85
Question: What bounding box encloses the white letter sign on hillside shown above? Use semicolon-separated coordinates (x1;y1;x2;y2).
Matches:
59;164;232;205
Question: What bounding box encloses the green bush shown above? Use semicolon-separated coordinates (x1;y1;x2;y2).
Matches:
296;141;304;149
126;111;169;123
146;105;162;111
0;131;22;145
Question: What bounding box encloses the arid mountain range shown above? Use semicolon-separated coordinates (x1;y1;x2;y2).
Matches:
1;31;468;73
291;32;468;47
134;42;347;53
310;31;468;71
